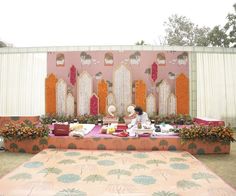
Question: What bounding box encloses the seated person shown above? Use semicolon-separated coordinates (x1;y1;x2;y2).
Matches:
128;106;150;128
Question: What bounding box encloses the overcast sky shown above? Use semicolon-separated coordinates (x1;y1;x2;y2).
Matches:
0;0;235;47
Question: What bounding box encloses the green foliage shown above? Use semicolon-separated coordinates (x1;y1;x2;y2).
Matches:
58;159;76;164
164;14;210;46
9;173;32;180
68;143;77;149
130;164;149;170
57;174;80;183
32;145;40;152
79;155;98;161
169;157;186;162
55;188;87;196
0;122;49;141
64;151;81;156
192;172;216;183
97;160;115;166
170;163;189;170
83;174;107;182
146;159;166;166
108;169;131;179
180;125;235;143
39;138;48;146
133;175;156;185
39;167;62;176
133;153;149;159
153;114;193;125
177;179;201;189
97;144;106;150
152;191;179;196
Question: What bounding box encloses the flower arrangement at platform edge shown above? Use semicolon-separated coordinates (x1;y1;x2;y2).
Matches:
40;114;103;124
151;114;193;125
0;120;49;141
179;125;236;144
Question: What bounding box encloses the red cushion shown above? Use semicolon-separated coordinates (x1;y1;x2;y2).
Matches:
53;124;69;136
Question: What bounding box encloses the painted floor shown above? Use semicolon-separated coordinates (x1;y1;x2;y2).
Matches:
0;149;235;196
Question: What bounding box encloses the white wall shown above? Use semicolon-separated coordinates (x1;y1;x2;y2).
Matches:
196;53;236;127
0;53;47;116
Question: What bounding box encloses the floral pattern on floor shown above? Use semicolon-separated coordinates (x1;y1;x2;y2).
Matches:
0;149;235;196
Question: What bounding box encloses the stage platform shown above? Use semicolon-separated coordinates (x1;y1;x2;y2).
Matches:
4;125;230;154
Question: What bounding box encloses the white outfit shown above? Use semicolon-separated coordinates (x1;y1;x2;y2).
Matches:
128;112;150;128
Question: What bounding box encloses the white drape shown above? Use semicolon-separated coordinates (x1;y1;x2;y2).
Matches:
196;53;236;127
0;53;47;116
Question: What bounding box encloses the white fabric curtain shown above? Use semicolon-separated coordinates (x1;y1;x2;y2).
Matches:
196;53;236;127
0;53;47;116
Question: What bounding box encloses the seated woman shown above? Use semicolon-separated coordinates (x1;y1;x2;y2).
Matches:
128;106;150;128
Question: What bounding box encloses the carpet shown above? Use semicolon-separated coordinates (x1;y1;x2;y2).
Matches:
0;149;235;196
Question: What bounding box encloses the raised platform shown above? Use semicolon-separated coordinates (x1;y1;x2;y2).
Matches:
4;125;230;154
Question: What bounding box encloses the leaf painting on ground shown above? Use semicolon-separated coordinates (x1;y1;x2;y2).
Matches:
146;159;166;166
130;164;149;170
24;161;44;168
192;172;217;183
55;188;87;196
64;151;81;156
9;173;32;180
39;167;62;176
79;156;98;161
177;180;201;189
58;159;76;164
152;191;179;196
57;174;80;183
108;169;131;179
133;153;149;159
39;138;48;147
133;175;156;185
83;174;107;182
97;160;115;166
99;153;113;157
170;163;189;170
169;157;187;162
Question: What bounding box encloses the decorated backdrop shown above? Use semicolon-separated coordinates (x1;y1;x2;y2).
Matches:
46;51;189;116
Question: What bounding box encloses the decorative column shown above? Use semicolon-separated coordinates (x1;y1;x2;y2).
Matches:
146;93;156;117
113;64;132;116
45;74;57;114
168;93;176;115
90;93;99;115
56;79;67;115
98;80;108;115
77;71;93;115
135;80;147;110
158;80;170;115
176;73;189;114
66;93;75;116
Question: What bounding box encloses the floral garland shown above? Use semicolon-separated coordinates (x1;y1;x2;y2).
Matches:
0;121;49;141
179;125;235;144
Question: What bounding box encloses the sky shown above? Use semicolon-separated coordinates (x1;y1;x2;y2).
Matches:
0;0;235;47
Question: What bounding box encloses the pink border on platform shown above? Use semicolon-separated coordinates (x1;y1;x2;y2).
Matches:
4;125;231;154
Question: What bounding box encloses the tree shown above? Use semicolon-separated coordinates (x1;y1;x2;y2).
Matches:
0;41;7;47
163;14;210;46
135;40;146;45
224;3;236;47
207;26;230;47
